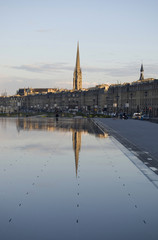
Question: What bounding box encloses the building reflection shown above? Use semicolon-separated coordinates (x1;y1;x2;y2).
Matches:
16;118;108;176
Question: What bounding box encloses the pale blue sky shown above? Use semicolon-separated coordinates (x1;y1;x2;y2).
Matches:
0;0;158;95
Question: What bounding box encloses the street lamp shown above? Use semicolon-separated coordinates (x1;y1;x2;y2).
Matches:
144;91;148;115
17;101;21;115
26;88;30;114
125;103;129;115
113;103;117;114
106;96;109;114
130;93;133;116
116;94;119;116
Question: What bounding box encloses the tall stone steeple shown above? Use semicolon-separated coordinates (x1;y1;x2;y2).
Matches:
139;63;144;80
73;42;82;90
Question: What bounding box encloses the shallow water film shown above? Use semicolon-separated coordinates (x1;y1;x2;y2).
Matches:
0;118;158;240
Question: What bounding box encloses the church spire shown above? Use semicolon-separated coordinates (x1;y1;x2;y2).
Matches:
139;63;144;80
73;42;82;90
76;42;80;69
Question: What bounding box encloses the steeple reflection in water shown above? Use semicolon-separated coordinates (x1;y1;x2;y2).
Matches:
72;130;81;176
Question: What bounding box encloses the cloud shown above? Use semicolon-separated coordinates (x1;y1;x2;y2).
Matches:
11;63;73;73
83;64;136;76
84;62;158;79
10;62;158;79
0;75;57;95
10;62;131;76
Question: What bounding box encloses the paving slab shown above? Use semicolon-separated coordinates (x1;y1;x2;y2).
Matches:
94;118;158;174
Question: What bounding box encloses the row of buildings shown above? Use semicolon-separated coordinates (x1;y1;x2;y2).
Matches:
0;43;158;117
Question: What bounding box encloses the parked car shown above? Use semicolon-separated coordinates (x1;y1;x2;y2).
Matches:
132;113;141;119
140;115;149;120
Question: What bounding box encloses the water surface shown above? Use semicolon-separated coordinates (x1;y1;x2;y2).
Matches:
0;117;158;240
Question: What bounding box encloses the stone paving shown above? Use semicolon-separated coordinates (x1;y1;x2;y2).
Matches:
94;118;158;174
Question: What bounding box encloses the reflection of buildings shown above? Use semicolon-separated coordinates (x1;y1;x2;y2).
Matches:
72;130;81;176
16;118;108;176
16;118;108;137
16;118;57;132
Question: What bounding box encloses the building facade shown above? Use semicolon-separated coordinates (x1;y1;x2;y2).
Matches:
0;47;158;117
106;78;158;117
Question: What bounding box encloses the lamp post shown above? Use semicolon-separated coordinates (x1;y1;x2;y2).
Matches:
144;91;148;115
106;96;109;114
113;103;117;115
116;94;119;117
54;103;57;112
26;88;30;114
130;93;133;116
17;101;21;116
93;99;95;113
125;103;129;115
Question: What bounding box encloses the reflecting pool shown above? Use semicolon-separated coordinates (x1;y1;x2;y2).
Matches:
0;117;158;240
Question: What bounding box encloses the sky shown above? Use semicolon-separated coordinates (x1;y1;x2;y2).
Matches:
0;0;158;95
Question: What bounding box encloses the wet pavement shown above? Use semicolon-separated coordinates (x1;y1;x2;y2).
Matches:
94;118;158;174
0;117;158;240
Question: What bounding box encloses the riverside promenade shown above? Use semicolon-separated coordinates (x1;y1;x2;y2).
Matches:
94;118;158;173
